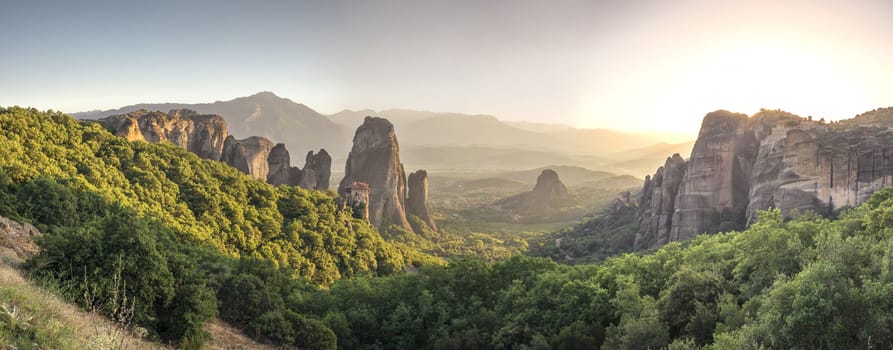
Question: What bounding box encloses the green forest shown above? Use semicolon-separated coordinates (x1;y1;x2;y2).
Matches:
4;107;893;349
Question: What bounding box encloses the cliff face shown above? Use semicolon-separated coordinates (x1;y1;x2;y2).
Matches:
339;116;413;231
267;143;298;186
668;111;757;242
221;136;275;181
299;150;332;191
103;109;228;160
633;108;893;249
634;153;685;248
407;170;437;231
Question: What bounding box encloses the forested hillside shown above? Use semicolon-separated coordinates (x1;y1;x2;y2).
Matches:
0;107;433;348
291;189;893;349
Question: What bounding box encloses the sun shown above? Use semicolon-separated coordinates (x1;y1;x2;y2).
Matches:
577;42;880;134
671;42;879;127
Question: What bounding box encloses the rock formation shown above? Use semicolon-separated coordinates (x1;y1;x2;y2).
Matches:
0;216;41;259
102;109;228;160
267;143;298;186
496;169;574;212
634;153;686;248
632;108;893;249
299;150;332;190
339;116;413;231
221;136;275;180
407;170;437;231
99;109;331;191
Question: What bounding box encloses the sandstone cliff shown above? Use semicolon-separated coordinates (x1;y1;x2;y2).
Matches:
339;116;413;231
102;109;228;160
407;170;437;231
633;108;893;249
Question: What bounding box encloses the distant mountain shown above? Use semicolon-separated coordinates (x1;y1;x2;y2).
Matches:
400;145;595;171
76;93;695;172
505;120;575;133
331;108;430;131
613;141;696;159
72;91;349;160
331;108;694;155
603;141;696;177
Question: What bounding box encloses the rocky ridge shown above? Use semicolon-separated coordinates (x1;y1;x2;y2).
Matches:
102;108;229;160
100;109;330;191
633;108;893;249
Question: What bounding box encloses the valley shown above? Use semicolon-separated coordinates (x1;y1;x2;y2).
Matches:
4;103;893;349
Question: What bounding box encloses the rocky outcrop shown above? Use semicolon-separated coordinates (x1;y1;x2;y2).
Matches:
267;143;298;186
100;109;332;190
102;109;228;160
299;150;332;191
632;108;893;249
407;170;437;231
529;169;572;211
0;216;41;259
221;136;275;180
668;111;758;242
496;169;575;212
339;116;413;231
634;153;686;248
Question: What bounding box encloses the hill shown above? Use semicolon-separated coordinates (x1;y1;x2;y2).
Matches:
333;108;688;155
400;145;594;171
287;188;893;349
0;106;433;347
497;165;617;186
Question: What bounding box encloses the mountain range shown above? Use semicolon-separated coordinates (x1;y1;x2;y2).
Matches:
74;92;694;173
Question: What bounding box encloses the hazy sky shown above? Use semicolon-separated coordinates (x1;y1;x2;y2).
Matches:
2;0;891;133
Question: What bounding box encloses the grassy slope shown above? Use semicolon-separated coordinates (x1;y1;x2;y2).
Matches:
0;247;162;349
0;243;268;350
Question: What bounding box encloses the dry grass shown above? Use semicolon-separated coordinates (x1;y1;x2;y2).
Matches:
0;247;167;349
204;319;275;350
0;247;274;350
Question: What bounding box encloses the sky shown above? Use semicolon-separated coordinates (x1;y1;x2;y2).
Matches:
1;0;892;134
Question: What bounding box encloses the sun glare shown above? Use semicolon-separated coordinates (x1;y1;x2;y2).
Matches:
686;45;871;119
581;43;877;134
